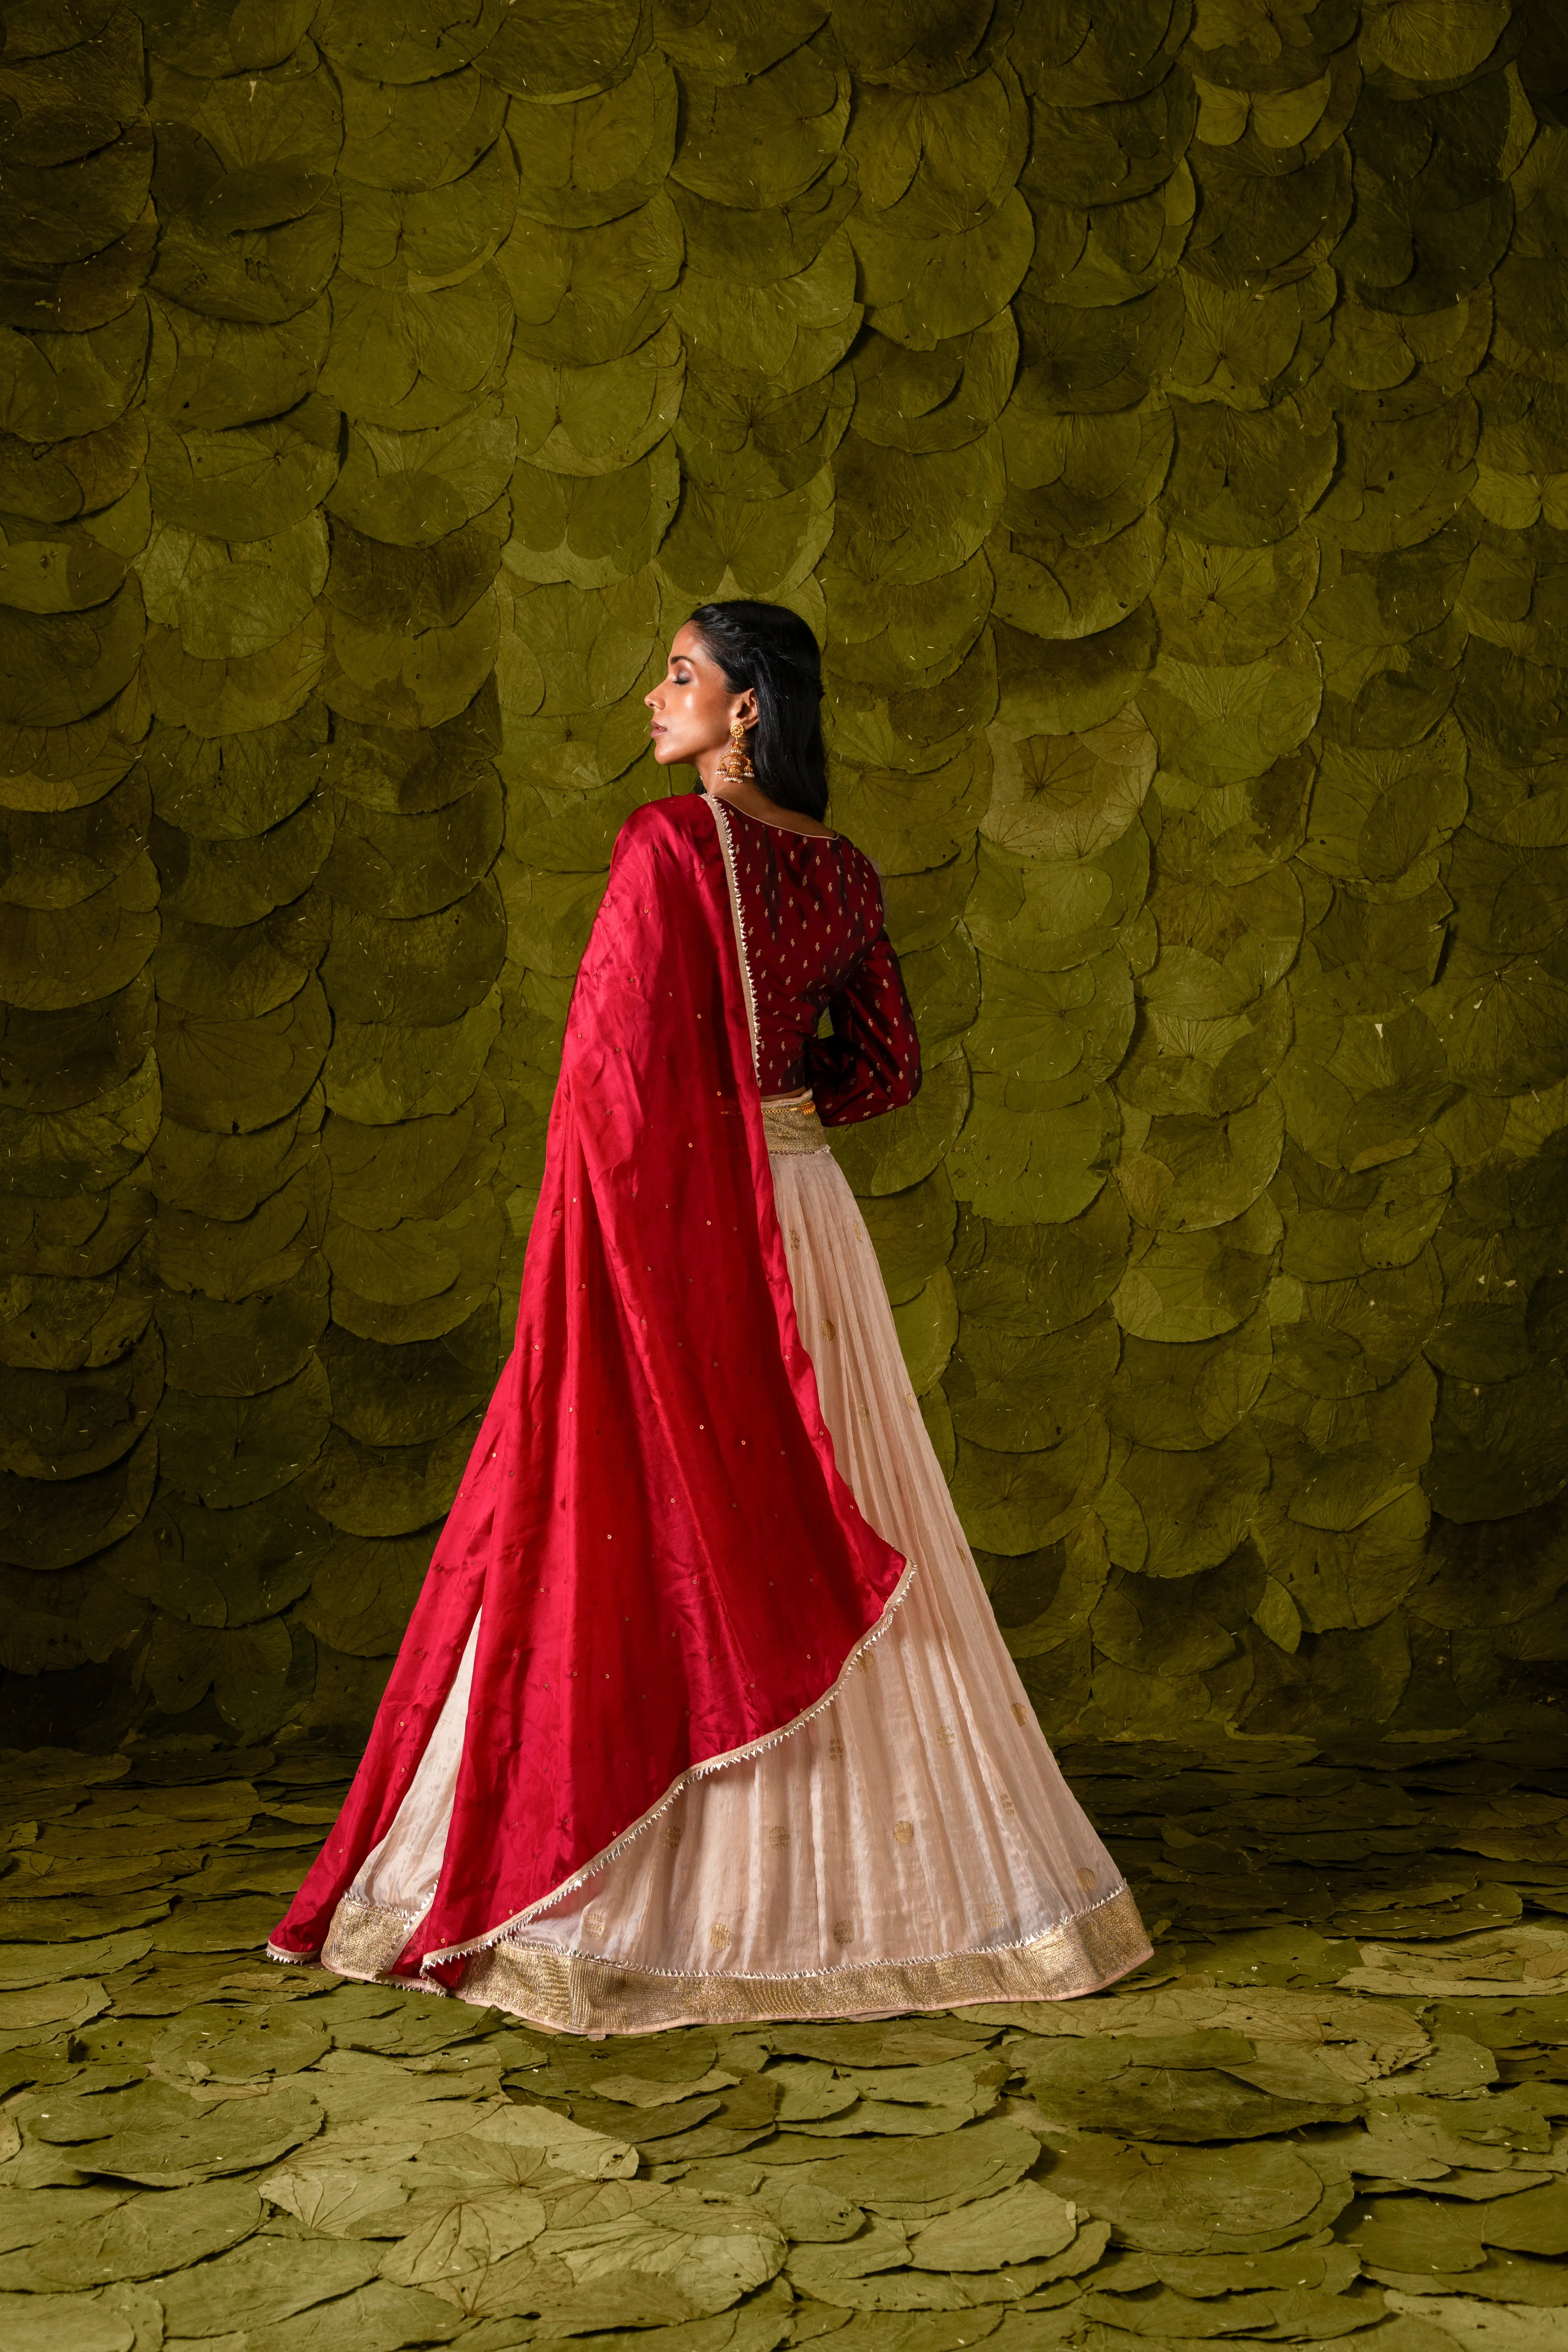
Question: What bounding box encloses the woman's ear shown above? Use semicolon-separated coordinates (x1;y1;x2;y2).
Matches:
735;688;759;728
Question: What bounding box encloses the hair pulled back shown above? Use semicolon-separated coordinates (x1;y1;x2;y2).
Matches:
687;600;829;821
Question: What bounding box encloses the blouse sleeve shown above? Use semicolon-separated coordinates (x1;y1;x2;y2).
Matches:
804;930;922;1127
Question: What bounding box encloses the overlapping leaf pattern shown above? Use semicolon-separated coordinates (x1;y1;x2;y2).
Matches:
0;1;1564;1763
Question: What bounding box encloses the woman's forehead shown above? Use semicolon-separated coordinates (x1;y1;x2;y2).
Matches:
668;625;708;662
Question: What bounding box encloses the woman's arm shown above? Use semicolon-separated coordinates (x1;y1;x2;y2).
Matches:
805;930;922;1126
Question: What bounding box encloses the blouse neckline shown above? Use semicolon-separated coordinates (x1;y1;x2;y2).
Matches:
711;791;842;846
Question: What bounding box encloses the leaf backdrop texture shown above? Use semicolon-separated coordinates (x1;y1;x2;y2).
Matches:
1;0;1566;1757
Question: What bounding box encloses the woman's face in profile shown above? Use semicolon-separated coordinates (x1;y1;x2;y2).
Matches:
646;624;746;770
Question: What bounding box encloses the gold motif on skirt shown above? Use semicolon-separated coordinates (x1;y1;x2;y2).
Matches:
584;1907;607;1939
1077;1866;1098;1890
768;1826;791;1849
1011;1702;1029;1726
827;1733;845;1760
893;1819;914;1846
833;1919;855;1945
709;1921;731;1948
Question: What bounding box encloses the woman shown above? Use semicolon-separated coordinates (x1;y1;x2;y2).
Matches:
269;600;1150;2030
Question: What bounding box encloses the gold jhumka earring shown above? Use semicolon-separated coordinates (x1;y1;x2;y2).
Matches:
717;713;755;787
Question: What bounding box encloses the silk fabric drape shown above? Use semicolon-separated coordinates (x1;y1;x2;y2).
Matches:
270;795;908;1981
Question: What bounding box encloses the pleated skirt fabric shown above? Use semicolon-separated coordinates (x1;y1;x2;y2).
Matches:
319;1140;1151;2031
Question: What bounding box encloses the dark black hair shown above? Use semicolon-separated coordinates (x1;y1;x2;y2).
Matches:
686;600;829;821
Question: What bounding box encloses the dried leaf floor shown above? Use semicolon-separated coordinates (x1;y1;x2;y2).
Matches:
2;1737;1565;2352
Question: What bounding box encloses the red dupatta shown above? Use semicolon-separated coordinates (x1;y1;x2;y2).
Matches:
270;791;909;1982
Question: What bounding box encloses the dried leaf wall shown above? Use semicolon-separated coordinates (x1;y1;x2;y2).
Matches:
1;0;1565;1754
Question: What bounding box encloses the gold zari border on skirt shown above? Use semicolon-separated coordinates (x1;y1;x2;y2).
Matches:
308;1884;1152;2033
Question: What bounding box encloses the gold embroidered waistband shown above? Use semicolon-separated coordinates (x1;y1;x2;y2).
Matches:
761;1095;831;1155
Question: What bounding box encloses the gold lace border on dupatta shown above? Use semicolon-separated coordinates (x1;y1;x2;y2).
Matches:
305;1884;1152;2033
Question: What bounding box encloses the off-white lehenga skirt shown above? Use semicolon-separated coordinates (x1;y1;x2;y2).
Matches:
317;1116;1151;2032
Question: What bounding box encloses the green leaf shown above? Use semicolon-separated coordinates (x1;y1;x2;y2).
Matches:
303;1417;478;1536
828;1046;970;1196
672;45;849;213
1116;1093;1286;1234
950;1308;1120;1454
513;51;680;227
991;508;1166;644
157;980;330;1133
338;66;506;194
833;430;1006;588
0;300;149;441
851;192;1036;351
472;0;641;100
502;193;682;370
145;295;330;433
950;1414;1110;1553
1108;1308;1272;1452
157;1356;332;1508
810;2120;1040;2222
982;705;1154;860
907;2180;1077;2271
155;2235;379;2336
673;238;858;399
329;404;517;547
323;991;501;1123
1109;1421;1273;1578
320;272;511;434
1038;2136;1330;2253
143;612;328;738
1165;398;1338;548
948;1080;1115;1225
846;67;1029;241
64;2078;323;2186
104;1483;327;1629
0;583;145;730
6;2179;261;2290
339;137;519;296
654;0;828;86
0;2291;142;2352
295;1529;434;1656
829;741;991;876
851;314;1017;457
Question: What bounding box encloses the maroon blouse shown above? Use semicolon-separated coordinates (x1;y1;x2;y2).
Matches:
708;788;922;1127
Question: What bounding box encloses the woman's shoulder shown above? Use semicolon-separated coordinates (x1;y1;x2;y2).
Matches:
612;792;715;869
621;791;709;838
834;831;882;883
